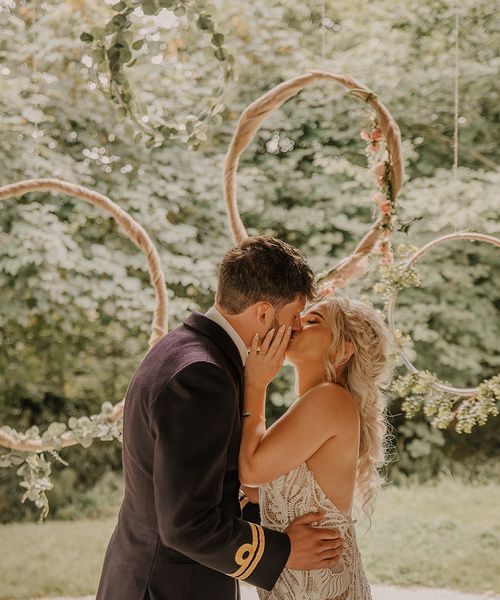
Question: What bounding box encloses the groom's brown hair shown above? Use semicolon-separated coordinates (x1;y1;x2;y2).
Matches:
216;236;317;315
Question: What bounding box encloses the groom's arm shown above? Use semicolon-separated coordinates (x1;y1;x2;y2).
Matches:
150;361;290;592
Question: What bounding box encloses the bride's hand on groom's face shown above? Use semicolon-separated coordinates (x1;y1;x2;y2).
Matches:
244;325;292;391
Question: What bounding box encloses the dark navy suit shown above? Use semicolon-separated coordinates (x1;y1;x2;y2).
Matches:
96;312;290;599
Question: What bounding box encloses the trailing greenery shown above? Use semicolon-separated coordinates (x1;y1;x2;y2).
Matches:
0;401;122;519
0;0;499;520
375;246;499;434
80;0;234;148
392;371;500;433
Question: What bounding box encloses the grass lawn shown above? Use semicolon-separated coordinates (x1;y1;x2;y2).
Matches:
359;479;500;594
1;479;499;599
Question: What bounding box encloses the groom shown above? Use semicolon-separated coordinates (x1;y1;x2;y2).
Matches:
97;236;344;600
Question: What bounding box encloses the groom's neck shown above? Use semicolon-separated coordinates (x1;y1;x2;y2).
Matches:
215;303;253;348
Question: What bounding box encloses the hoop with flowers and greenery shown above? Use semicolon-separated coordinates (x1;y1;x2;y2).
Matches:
374;233;500;434
224;70;404;292
316;107;401;295
311;82;499;434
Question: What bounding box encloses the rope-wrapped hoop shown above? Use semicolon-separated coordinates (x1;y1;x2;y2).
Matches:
223;70;404;288
388;231;500;396
0;178;168;452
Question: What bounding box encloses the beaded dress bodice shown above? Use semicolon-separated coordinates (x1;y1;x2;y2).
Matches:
257;462;371;600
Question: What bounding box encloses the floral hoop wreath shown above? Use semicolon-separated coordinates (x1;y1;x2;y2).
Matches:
386;231;500;432
223;70;404;292
0;179;167;485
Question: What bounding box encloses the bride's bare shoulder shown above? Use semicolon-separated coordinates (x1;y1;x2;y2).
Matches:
299;383;358;421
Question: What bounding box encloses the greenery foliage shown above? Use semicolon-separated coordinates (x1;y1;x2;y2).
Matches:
0;0;498;520
375;244;499;433
80;0;234;148
0;401;122;519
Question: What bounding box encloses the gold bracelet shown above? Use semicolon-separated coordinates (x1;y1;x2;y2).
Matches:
242;412;265;421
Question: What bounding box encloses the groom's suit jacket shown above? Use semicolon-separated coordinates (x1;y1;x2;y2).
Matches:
96;312;291;600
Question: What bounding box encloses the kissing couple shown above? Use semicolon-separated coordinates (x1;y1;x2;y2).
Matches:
97;235;393;600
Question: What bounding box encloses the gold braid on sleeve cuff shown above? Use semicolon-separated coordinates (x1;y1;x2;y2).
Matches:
239;493;250;511
227;522;266;580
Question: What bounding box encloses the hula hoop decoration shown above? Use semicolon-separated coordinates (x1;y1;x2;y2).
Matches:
0;178;168;518
223;70;404;293
381;232;500;433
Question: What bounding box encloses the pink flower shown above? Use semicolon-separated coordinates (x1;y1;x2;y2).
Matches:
373;162;386;186
380;200;392;214
360;130;371;141
319;282;336;298
368;141;379;153
372;192;391;214
371;128;383;141
379;239;394;264
372;192;386;207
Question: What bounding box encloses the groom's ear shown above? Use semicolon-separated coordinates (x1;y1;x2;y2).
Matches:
254;301;274;328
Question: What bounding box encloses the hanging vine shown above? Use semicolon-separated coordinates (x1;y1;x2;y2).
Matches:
81;0;234;148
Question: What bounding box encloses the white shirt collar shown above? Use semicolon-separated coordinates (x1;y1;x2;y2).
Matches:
205;306;248;366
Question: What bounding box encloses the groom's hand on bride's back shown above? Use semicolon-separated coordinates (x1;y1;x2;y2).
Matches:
284;511;344;570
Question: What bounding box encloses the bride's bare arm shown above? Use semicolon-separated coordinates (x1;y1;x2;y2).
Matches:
239;327;356;486
239;382;354;486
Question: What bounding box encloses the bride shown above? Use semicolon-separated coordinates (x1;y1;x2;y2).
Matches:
239;295;393;600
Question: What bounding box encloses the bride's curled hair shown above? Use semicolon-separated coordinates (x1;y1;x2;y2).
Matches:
321;296;393;520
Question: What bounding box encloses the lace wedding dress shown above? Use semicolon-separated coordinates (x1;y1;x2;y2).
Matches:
257;462;372;600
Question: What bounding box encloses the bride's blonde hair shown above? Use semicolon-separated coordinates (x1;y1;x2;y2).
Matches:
320;296;393;519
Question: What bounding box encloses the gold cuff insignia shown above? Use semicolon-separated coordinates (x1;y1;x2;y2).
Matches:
227;522;266;580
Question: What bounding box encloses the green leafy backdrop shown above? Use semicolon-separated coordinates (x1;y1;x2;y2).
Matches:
0;0;498;520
